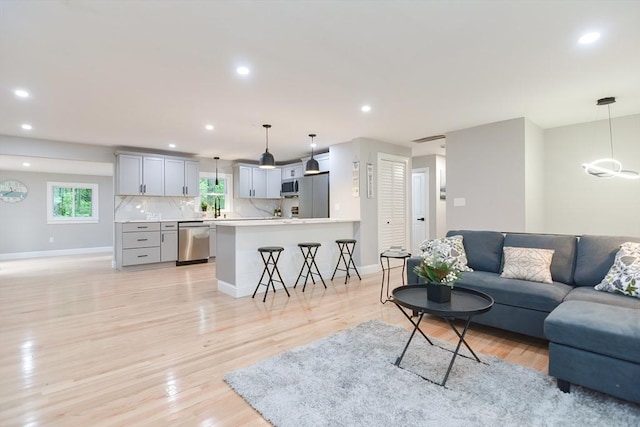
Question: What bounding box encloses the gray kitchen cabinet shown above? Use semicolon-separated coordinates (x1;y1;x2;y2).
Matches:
164;159;200;197
116;154;164;196
116;222;162;267
282;163;303;179
234;164;281;199
161;222;178;262
209;224;216;258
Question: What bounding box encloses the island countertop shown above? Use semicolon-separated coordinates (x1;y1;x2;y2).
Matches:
215;218;361;298
215;218;360;227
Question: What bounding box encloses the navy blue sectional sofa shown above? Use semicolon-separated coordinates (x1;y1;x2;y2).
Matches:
406;230;640;404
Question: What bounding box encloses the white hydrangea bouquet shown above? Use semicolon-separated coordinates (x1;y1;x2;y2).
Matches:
414;237;466;287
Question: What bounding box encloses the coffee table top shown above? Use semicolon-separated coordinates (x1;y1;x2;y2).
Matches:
391;284;494;317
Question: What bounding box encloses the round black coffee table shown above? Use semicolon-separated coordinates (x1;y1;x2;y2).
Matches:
391;284;494;387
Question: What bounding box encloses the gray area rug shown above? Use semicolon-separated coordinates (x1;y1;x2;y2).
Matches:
225;320;639;426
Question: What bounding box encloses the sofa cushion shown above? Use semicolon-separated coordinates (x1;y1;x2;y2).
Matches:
419;235;473;272
594;241;640;298
446;230;504;273
455;271;572;312
501;247;554;284
544;300;640;364
573;235;640;287
564;286;640;310
503;233;577;284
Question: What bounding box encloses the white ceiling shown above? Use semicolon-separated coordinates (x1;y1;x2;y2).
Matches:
1;1;639;164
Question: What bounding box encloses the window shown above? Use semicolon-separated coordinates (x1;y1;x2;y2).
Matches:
200;173;233;213
47;182;99;224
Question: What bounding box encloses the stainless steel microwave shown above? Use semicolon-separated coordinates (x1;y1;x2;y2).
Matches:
281;178;298;196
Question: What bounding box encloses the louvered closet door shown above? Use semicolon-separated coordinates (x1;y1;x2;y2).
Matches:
379;158;407;253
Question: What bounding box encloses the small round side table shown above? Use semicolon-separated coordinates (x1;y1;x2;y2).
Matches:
379;249;411;303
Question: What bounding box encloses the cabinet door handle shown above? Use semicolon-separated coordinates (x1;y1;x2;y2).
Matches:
137;238;148;241
143;184;146;193
137;226;148;229
162;234;164;243
183;186;185;195
165;225;175;228
139;184;143;193
185;186;188;195
137;254;148;258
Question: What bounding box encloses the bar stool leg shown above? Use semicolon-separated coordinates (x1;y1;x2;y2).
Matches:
309;246;326;288
270;251;289;298
331;242;347;281
345;242;361;281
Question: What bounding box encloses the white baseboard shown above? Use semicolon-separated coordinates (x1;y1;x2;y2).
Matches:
0;246;113;261
359;263;381;275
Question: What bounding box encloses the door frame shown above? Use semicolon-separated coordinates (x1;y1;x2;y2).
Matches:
411;167;429;252
376;153;411;255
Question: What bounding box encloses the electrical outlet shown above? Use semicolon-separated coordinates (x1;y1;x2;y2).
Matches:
49;236;54;243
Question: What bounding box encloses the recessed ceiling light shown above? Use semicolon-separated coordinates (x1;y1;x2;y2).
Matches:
236;66;250;76
578;32;600;44
168;143;176;148
361;105;372;112
22;162;31;167
15;89;30;98
21;123;32;130
205;124;214;131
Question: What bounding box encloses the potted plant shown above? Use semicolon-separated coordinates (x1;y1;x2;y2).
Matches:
201;202;208;212
413;249;463;302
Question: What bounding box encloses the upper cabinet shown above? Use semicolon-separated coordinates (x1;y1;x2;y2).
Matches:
282;163;304;179
164;159;200;197
234;164;281;199
116;154;164;196
116;153;199;197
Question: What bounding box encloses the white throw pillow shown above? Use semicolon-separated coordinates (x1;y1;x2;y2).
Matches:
419;235;473;272
595;242;640;298
500;246;555;284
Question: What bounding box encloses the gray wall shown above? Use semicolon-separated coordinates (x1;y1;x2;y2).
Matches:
544;114;640;236
330;137;411;269
0;135;115;162
0;170;114;255
446;118;527;232
524;119;545;232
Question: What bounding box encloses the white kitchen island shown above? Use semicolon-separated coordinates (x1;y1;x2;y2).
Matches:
216;218;360;298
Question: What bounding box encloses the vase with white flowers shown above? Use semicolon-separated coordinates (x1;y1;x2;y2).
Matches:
413;248;463;302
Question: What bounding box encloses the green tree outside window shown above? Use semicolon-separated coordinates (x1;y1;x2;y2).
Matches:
200;177;226;210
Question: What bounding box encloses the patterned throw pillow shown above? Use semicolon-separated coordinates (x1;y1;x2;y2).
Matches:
595;242;640;298
419;235;473;272
500;246;555;284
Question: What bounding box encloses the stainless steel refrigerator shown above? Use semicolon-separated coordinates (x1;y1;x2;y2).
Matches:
298;172;329;218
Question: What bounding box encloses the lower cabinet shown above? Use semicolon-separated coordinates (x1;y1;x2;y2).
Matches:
161;231;178;262
115;221;178;269
209;224;217;258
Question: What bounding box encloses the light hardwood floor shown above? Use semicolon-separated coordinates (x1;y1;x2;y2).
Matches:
0;253;548;426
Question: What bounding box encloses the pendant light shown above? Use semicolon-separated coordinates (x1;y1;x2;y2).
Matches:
259;124;275;169
582;97;639;180
305;133;320;174
214;156;220;186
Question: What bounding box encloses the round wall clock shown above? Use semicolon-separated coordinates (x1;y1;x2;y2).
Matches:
0;179;28;203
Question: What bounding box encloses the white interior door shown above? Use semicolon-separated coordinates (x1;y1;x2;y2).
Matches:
412;169;429;253
378;155;409;254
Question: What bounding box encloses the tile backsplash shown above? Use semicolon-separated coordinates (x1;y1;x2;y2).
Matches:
114;196;299;221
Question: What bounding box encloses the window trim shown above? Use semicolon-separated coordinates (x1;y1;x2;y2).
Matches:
199;172;233;213
47;182;99;224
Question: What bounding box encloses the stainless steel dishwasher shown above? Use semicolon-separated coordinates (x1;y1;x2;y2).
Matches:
177;221;210;265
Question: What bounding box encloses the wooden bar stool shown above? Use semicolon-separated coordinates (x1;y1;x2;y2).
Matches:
294;242;326;291
253;246;289;302
331;239;361;284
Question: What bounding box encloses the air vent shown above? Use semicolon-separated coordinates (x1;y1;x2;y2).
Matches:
412;134;445;143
